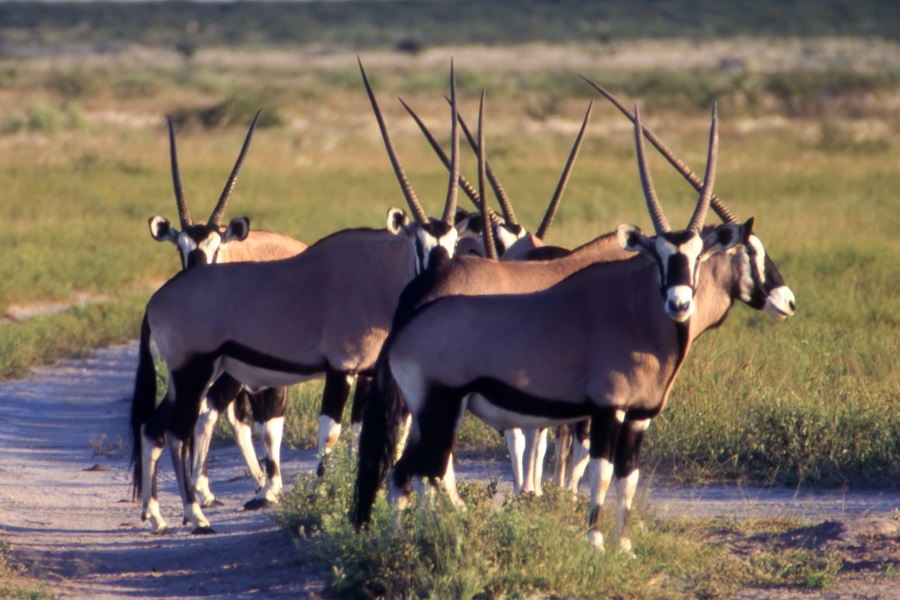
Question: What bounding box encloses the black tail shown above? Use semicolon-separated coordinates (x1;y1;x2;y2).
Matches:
350;353;407;528
130;311;157;501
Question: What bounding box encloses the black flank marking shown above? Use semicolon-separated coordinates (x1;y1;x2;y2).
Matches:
462;377;593;422
216;341;326;376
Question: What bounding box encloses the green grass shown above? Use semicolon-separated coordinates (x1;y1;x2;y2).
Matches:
275;448;851;599
0;536;54;600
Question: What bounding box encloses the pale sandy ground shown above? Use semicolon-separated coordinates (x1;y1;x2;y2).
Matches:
1;344;899;598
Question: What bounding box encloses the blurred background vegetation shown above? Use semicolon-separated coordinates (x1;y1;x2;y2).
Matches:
0;0;898;488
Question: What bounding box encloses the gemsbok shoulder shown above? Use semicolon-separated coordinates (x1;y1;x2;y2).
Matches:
352;104;795;556
130;58;467;534
148;113;308;510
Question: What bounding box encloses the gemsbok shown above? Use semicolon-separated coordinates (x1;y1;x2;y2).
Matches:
402;94;595;495
552;79;799;494
130;58;467;534
353;104;795;555
148;113;308;510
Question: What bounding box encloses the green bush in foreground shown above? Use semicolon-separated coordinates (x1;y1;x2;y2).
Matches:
275;450;844;599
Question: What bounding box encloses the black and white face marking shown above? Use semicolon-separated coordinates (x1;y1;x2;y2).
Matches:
653;231;705;322
415;220;458;273
619;222;744;323
736;233;796;319
148;215;249;271
493;222;526;256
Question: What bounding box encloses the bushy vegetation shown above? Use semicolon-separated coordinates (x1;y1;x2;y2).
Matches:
0;536;53;600
274;447;848;598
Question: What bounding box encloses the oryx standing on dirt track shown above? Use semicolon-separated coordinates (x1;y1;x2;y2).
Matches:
148;113;309;510
130;58;466;534
353;104;795;555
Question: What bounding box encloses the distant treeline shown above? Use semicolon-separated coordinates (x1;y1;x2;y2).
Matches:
0;0;897;54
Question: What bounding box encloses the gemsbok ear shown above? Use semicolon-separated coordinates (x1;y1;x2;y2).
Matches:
386;207;410;235
616;224;653;254
149;216;177;243
700;221;745;258
223;217;250;243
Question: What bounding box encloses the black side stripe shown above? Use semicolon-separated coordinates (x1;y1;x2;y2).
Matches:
460;377;593;421
215;341;326;376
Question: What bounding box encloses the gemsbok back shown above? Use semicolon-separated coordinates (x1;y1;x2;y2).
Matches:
148;113;308;510
130;58;467;534
353;104;795;555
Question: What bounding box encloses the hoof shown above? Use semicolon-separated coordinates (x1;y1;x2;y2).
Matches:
191;526;216;535
243;497;274;511
151;526;170;536
203;499;225;508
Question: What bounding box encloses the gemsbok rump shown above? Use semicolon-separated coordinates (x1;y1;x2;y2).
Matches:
353;104;795;555
130;58;466;533
148;113;308;510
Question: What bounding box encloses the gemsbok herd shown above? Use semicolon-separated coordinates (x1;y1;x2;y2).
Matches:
128;58;795;554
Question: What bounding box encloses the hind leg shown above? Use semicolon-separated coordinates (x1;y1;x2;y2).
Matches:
567;418;591;494
193;373;252;507
388;385;467;514
317;368;353;476
140;403;171;534
245;386;287;510
506;428;526;494
168;360;216;533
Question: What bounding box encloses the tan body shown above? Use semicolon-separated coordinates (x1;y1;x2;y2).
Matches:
151;228;415;387
216;230;307;263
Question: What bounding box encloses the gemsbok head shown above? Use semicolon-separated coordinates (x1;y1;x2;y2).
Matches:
148;114;258;270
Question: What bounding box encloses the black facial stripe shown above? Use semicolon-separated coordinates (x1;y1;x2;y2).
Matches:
665;254;693;289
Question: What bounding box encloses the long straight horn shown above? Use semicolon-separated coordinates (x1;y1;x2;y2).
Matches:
536;99;593;240
167;117;192;228
633;105;670;234
441;60;460;225
208;109;261;226
452;102;518;226
358;57;429;224
581;76;739;224
687;103;718;233
398;98;485;212
477;89;497;260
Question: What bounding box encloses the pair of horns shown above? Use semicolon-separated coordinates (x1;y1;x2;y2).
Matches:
633;103;717;235
582;78;739;225
401;95;593;243
359;57;459;227
168;110;261;229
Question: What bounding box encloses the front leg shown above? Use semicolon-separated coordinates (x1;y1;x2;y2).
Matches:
586;408;624;551
191;397;220;508
613;418;651;556
317;369;353;476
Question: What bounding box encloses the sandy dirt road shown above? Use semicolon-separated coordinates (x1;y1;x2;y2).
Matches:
2;344;899;598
